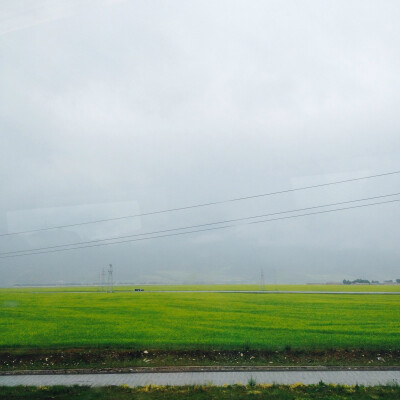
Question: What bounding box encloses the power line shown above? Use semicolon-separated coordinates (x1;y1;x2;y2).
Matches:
0;197;398;259
1;170;399;237
2;192;400;256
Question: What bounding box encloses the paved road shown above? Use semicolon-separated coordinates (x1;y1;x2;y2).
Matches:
1;370;399;387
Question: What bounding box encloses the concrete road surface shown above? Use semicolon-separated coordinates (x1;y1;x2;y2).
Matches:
1;370;399;387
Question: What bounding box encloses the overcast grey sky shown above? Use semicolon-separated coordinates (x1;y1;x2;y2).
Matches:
1;0;400;285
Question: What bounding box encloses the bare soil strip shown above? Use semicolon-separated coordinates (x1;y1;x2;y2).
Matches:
1;349;399;372
2;365;400;376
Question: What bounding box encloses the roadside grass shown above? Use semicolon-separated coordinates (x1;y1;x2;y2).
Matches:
1;383;400;399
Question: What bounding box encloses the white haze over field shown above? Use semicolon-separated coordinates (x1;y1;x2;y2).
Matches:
1;0;400;286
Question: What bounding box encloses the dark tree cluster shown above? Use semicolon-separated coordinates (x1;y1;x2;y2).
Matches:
343;279;370;285
343;278;400;285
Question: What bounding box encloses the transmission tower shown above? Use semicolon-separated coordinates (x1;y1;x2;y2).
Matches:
101;268;106;292
260;269;265;291
107;264;113;293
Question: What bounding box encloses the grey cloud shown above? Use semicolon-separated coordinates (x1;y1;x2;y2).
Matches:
1;0;400;285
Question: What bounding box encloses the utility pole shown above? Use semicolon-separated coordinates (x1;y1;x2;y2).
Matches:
101;268;106;292
260;269;265;291
107;264;113;293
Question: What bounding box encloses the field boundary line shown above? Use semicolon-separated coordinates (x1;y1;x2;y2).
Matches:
146;290;400;295
26;290;400;295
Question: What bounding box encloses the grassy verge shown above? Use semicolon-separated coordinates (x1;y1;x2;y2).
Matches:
1;383;400;399
1;348;399;371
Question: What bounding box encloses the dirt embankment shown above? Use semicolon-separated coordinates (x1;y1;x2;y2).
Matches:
1;348;399;372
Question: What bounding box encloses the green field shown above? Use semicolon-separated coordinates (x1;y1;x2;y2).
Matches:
1;289;399;350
